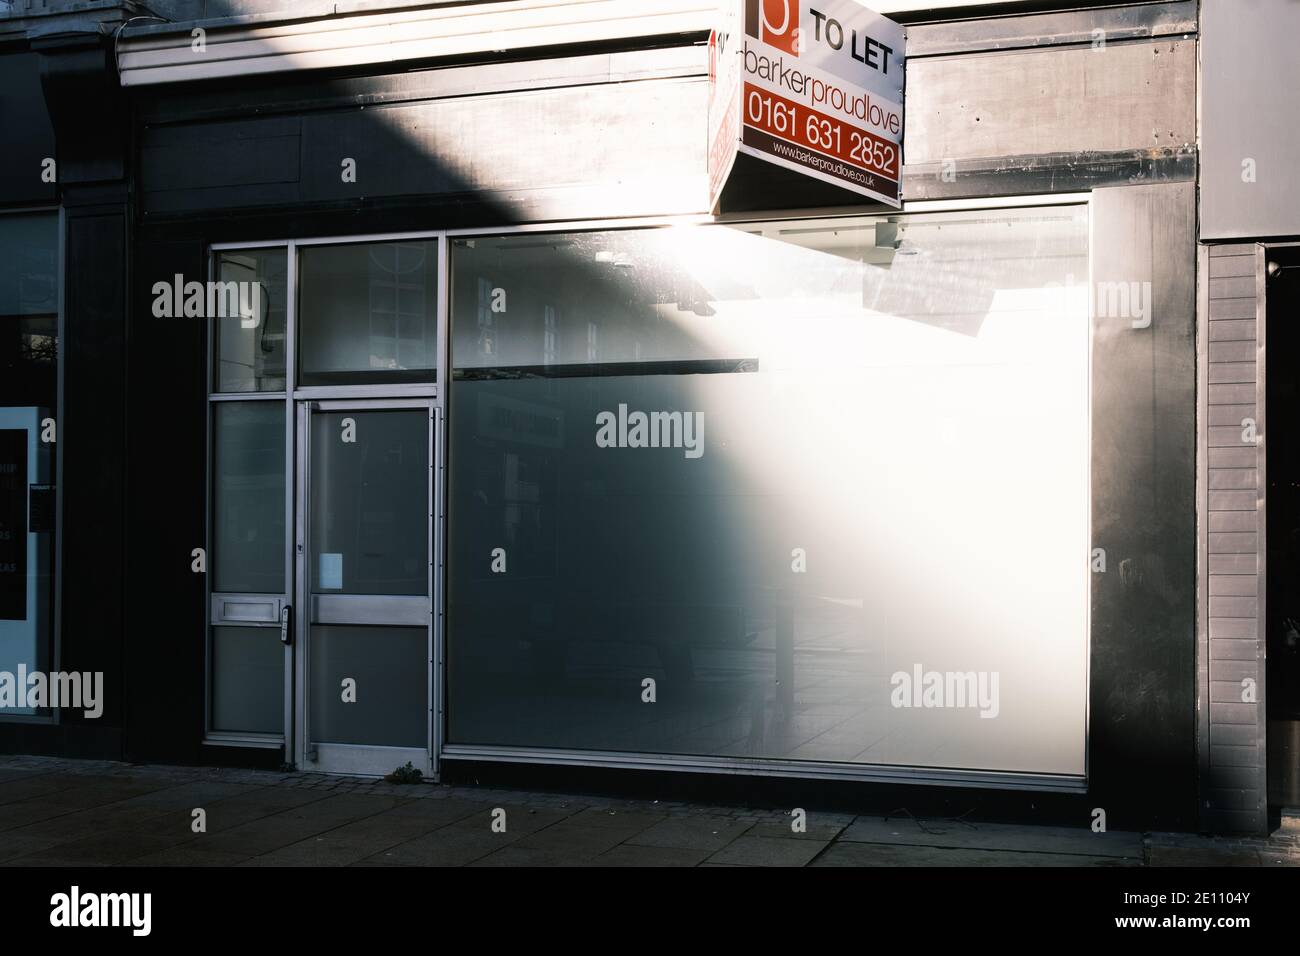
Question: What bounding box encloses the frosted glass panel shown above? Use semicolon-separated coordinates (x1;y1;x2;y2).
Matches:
309;625;427;747
212;402;285;594
309;409;428;596
212;626;283;734
448;209;1090;776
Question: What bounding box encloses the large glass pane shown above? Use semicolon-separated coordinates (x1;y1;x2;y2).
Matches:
213;248;287;393
0;213;57;712
212;402;285;593
211;626;283;734
298;241;438;386
309;625;427;746
447;209;1090;776
309;409;428;595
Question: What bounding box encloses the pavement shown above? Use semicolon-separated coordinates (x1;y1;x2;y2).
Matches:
0;755;1296;867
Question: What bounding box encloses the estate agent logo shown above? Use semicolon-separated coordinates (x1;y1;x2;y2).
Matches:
750;0;802;57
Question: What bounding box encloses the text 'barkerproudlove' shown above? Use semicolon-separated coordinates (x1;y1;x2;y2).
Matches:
595;405;704;459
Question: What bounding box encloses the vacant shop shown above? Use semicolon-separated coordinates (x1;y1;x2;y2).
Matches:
7;0;1278;834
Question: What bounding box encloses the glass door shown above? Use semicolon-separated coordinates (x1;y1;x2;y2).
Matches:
294;399;436;776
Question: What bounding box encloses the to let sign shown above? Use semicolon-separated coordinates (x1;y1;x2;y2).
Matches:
709;0;905;210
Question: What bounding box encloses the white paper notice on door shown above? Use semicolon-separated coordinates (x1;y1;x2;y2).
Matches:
319;553;343;590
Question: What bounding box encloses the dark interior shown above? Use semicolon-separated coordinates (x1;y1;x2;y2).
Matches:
1266;246;1300;815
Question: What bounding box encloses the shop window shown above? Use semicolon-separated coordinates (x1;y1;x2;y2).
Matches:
212;401;285;594
298;240;437;386
447;208;1091;777
0;211;58;717
212;248;287;393
208;399;285;736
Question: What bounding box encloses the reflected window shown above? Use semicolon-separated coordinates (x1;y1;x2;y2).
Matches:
213;248;287;393
298;240;438;386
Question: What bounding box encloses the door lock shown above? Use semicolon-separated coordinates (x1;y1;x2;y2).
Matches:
280;605;292;645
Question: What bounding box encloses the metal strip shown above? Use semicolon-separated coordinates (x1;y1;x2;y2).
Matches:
207;392;285;402
294;398;310;766
208;239;291;251
903;1;1197;58
293;384;436;401
116;0;718;87
203;732;284;750
311;742;430;777
310;594;429;627
1254;243;1269;833
431;405;443;780
308;397;436;411
211;594;282;624
439;745;1088;793
283;238;298;762
203;248;215;739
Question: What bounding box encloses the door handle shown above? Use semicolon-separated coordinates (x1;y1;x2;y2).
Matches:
280;605;292;645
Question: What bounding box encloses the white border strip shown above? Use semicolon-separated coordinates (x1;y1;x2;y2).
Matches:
117;0;718;87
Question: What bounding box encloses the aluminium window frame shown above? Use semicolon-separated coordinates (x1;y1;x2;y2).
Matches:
204;194;1092;792
0;204;64;728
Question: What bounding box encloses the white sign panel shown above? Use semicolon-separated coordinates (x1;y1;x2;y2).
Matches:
709;0;905;209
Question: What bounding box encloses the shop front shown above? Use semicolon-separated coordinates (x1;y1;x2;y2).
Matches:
2;0;1238;834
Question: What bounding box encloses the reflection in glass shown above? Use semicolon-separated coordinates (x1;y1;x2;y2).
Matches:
211;626;283;734
448;209;1091;776
298;241;437;386
212;402;285;594
213;248;287;393
309;409;428;595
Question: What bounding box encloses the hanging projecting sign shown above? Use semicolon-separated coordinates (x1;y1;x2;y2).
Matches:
709;0;905;211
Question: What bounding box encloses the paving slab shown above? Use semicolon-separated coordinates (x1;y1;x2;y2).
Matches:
188;792;406;859
0;756;1294;868
469;845;599;867
562;807;667;833
359;826;522;867
245;799;485;866
592;844;713;867
624;814;753;852
123;845;251;867
112;780;262;812
812;842;1139;867
744;820;850;842
4;830;193;867
0;768;46;784
1259;851;1300;867
443;804;580;839
1147;846;1263;867
0;774;98;808
839;816;1144;860
706;836;829;867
